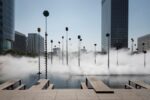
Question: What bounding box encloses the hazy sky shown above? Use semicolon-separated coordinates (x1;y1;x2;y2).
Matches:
15;0;150;51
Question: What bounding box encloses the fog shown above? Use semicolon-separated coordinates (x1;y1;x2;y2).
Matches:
0;49;150;81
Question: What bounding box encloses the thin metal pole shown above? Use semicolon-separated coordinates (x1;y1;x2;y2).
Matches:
43;10;49;79
95;46;96;64
142;43;146;68
108;36;110;69
66;31;68;65
131;42;133;53
51;42;53;64
38;31;41;79
62;37;64;64
78;39;80;67
59;43;61;63
117;48;118;66
45;17;48;79
144;53;146;67
131;38;134;53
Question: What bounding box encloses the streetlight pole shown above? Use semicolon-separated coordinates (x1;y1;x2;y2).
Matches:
37;27;41;79
62;36;64;64
78;35;81;67
142;43;146;67
58;41;61;63
43;10;49;79
94;44;97;64
106;33;110;69
116;46;119;66
50;40;53;64
116;41;119;66
143;50;147;67
131;38;134;54
66;27;69;65
80;39;82;65
69;38;71;61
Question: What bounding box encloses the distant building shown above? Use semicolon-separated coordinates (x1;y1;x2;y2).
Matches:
13;31;27;52
27;33;44;55
0;0;15;53
53;47;61;56
138;34;150;52
101;0;129;52
81;46;87;53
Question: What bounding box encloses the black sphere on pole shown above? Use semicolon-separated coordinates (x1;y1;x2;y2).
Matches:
37;27;41;33
51;40;53;43
106;33;110;37
131;38;134;42
43;10;49;17
134;44;136;46
69;38;71;41
143;50;147;54
78;35;81;39
58;41;60;44
142;42;145;46
66;27;69;31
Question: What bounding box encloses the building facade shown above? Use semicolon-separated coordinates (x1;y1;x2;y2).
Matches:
53;47;61;56
27;33;44;55
101;0;128;52
138;34;150;52
81;46;87;53
0;0;15;53
13;31;27;53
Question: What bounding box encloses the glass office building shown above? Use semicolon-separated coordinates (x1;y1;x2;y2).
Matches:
0;0;15;53
101;0;128;52
27;33;44;55
13;31;27;53
138;34;150;52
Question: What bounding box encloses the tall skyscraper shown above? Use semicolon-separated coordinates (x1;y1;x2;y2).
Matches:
13;31;27;53
101;0;128;52
27;33;44;55
0;0;15;53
